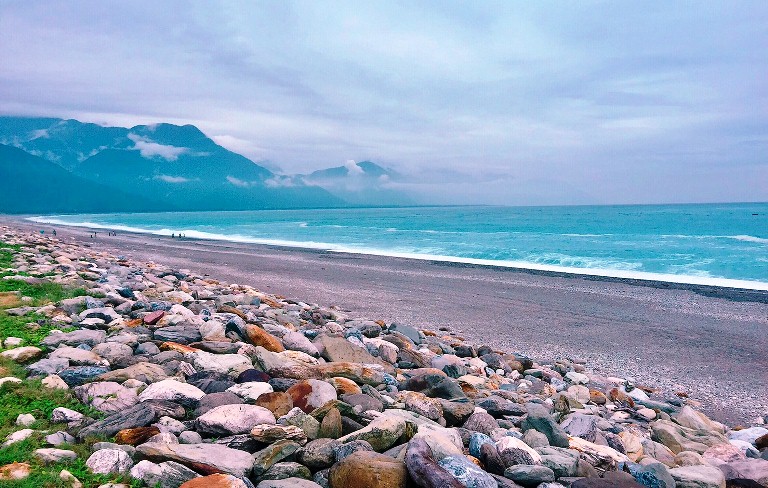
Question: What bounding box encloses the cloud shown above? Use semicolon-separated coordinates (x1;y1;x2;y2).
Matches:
344;159;364;175
264;175;296;188
226;175;260;187
0;1;766;203
127;133;187;161
154;174;190;183
29;129;49;140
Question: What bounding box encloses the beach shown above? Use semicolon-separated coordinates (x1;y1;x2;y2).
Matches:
4;217;766;425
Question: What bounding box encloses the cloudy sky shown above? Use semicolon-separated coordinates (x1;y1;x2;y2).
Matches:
1;1;766;204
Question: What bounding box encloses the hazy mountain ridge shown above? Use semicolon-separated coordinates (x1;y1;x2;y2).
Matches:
0;116;359;213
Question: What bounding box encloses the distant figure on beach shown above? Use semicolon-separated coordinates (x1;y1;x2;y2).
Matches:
40;230;45;235
172;233;175;238
52;229;56;236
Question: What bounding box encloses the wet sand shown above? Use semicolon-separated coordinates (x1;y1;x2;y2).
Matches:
5;217;767;424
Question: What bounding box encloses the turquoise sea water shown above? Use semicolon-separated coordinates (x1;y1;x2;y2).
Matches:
30;203;768;289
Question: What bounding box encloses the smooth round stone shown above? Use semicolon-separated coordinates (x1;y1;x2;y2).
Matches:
236;369;270;384
333;440;374;462
438;455;497;488
329;451;407;488
178;431;203;444
469;432;494;458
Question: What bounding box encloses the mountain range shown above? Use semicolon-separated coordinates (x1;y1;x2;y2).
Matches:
0;116;407;214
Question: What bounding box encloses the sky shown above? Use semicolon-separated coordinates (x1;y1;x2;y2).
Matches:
1;0;767;205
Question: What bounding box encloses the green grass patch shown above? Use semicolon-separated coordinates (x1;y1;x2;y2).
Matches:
0;314;75;347
0;281;87;305
0;358;135;487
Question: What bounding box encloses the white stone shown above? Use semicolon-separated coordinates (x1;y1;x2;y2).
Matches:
16;414;35;426
51;407;84;423
565;371;590;385
196;404;276;436
3;428;35;447
226;382;274;402
86;448;134;474
33;448;77;464
0;377;22;387
138;379;205;406
42;375;69;389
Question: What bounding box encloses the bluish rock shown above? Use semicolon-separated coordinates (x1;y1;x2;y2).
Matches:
520;404;569;448
26;357;70;376
469;432;494;458
58;366;110;387
622;461;675;488
503;464;556;486
438;455;497;488
389;323;422;345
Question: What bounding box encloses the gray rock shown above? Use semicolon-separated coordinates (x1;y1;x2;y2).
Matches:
178;431;203;444
561;414;598;442
78;403;158;439
33;448;78;464
668;465;727;488
623;461;675;488
463;411;501;436
74;381;138;413
137;379;205;407
91;342;134;362
333;439;374;462
257;479;322;488
438;454;497;488
153;325;202;344
521;404;570;448
256;462;311;482
196;404;276;436
58;365;110;386
26;357;70;376
503;464;556;486
194;391;244;417
45;430;76;446
129;460;200;488
86;448;134;474
297;438;340;469
136;442;255;478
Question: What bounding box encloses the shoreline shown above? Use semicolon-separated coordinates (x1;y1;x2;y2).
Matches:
24;214;768;300
2;215;767;424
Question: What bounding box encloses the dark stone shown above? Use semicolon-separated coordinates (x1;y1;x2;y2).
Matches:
462;411;500;436
187;371;235;394
188;341;241;354
194;392;244;417
212;434;262;453
403;372;466;400
356;322;381;338
78;403;158;439
341;416;364;436
478;396;527;417
480;442;506;475
116;287;136;299
151;351;183;364
727;480;766;488
389;323;422;345
521;403;570;448
622;461;675;488
153;325;202;344
143;399;187;419
58;366;110;387
236;369;270;383
480;353;512;374
453;345;476;358
442;364;468;378
439;399;476;426
269;378;299;392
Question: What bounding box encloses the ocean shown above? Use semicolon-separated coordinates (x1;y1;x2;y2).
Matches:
29;202;768;290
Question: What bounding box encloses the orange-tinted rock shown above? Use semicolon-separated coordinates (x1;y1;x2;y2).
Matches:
287;379;337;413
756;433;768;450
0;462;31;480
329;451;407;488
255;391;293;418
115;426;161;446
125;318;144;327
160;342;198;354
217;305;247;320
244;324;284;352
608;388;635;408
590;389;607;405
329;377;362;395
180;473;249;488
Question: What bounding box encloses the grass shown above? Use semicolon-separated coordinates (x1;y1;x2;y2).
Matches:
0;241;139;487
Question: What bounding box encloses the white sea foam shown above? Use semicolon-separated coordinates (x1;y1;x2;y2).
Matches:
728;235;768;244
28;216;768;291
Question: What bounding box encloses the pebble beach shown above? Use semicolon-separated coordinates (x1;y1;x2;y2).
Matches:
0;224;767;487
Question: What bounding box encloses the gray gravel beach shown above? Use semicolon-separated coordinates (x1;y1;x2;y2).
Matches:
5;217;767;425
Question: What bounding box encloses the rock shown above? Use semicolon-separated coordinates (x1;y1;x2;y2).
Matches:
282;331;320;356
194;391;244;416
342;393;384;413
59;469;83;488
3;428;35;447
523;429;550;449
0;346;43;362
252;424;308;445
402;391;443;420
719;459;768;486
42;374;69;389
154;325;202;344
257;479;322;488
100;362;168;383
463;411;500;436
138;379;206;407
298;439;340;469
335;415;406;452
570;478;645;487
704;443;746;465
79;307;120;323
674;406;726;434
669;465;727;488
503;465;556;486
189;351;252;376
59;365;111;386
227;382;275;403
561;414;598;442
329;450;408;488
180;474;250;487
130;460;201;488
278;407;321;440
179;431;203;444
86;448;134;474
319;407;343;439
144;310;166;325
237;369;271;383
438;455;497;488
730;427;768;445
315;335;381;365
404;436;465;488
78;403;158;439
15;413;35;426
49;346;108;366
496;436;542;466
624;461;676;488
287;379;338;413
74;381;138;413
197;404;276;435
115;426;161;446
33;448;78;464
538;446;580;478
256;392;294;418
245;324;285;352
439;399;475;426
136;442;255;478
650;420;727;454
0;462;31;480
257;462;311;481
252;440;302;477
521;404;570;448
51;407;83;423
45;431;76;446
42;329;106;348
477;396;526;417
